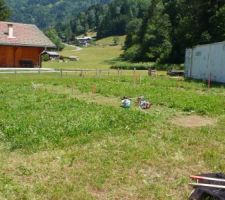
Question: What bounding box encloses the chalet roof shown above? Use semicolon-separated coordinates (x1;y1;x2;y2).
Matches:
0;21;56;48
44;51;59;56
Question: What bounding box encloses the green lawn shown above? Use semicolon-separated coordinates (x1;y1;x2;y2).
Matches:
43;36;125;69
0;73;224;199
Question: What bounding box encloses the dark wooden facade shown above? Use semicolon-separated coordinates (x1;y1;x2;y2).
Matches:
0;46;44;68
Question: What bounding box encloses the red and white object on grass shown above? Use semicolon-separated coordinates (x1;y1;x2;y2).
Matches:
189;175;225;189
190;175;225;183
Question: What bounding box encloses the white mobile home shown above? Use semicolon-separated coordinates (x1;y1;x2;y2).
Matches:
185;41;225;83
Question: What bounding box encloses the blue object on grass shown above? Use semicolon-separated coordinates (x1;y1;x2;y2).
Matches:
121;99;131;108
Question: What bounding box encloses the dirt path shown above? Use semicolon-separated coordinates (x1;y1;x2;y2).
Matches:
171;115;217;128
36;84;120;108
36;84;218;129
35;84;176;118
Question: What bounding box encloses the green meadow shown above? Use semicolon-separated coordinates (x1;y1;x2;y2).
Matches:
0;73;224;199
43;36;125;69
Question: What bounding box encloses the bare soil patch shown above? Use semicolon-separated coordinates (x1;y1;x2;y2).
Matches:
171;115;217;128
36;84;120;107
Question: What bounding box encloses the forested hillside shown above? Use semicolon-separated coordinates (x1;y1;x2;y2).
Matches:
67;0;225;63
66;0;150;38
124;0;225;63
5;0;111;28
0;0;9;21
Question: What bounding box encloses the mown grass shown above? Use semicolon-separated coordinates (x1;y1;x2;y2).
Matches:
43;36;125;69
61;76;225;116
95;36;126;46
43;45;123;69
0;73;224;199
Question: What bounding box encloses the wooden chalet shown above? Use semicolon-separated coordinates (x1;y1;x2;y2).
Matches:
0;21;56;68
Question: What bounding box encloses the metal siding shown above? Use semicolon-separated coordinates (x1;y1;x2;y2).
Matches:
192;45;210;80
185;49;192;77
185;42;225;83
219;44;225;83
210;43;225;83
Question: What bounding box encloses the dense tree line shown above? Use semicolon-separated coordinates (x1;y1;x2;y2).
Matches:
71;4;109;36
56;3;109;41
68;0;150;38
124;0;225;63
5;0;112;29
0;0;10;21
97;0;150;38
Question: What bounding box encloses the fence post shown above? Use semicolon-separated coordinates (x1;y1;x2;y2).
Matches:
92;84;96;93
148;68;152;76
38;68;41;75
133;68;136;77
60;68;63;77
72;82;74;94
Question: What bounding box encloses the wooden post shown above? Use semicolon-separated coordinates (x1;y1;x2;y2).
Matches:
92;84;96;93
60;68;63;77
148;68;152;76
38;68;41;75
133;68;136;77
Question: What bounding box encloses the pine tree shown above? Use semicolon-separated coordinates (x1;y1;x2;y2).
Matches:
125;0;172;63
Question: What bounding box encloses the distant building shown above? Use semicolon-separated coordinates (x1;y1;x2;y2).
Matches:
185;41;225;83
42;51;60;60
0;21;56;68
75;36;92;47
68;56;79;61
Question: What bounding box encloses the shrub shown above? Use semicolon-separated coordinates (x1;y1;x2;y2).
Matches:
123;44;141;61
42;54;50;62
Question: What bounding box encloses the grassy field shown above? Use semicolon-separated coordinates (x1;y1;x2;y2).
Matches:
0;73;224;199
43;36;125;69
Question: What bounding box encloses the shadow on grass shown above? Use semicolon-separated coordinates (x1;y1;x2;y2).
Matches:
185;78;225;88
103;57;124;65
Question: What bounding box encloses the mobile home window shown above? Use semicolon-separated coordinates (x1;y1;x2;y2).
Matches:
195;51;201;56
